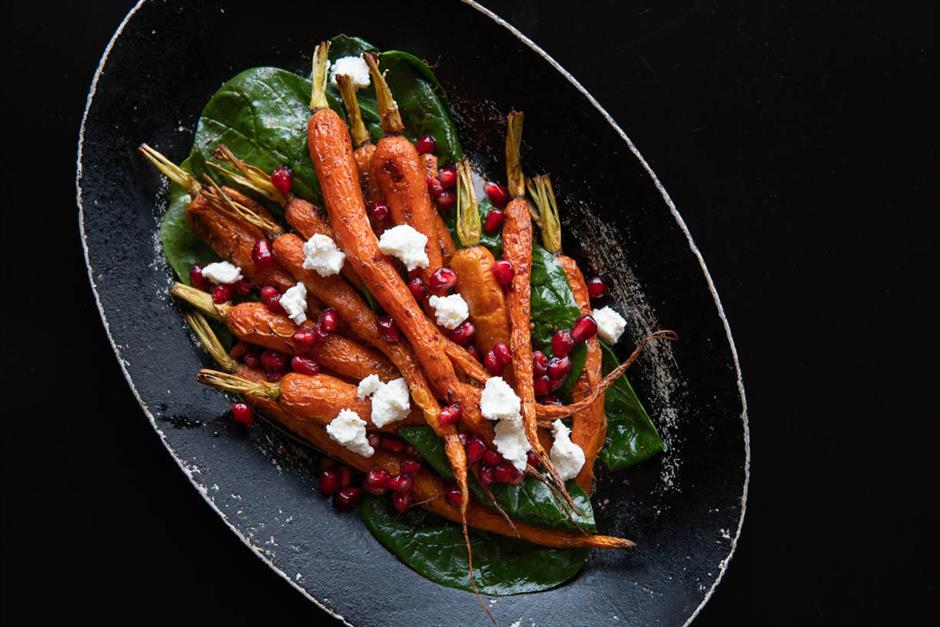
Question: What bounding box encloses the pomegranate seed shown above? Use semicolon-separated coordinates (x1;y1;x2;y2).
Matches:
318;308;340;333
436;191;456;211
428;267;457;295
260;350;288;373
261;286;283;313
438;403;462;428
492;342;512;366
492;259;514;286
466;344;481;361
534;375;551;396
458;432;469;446
551;329;575;357
189;264;209;290
291;355;320;375
377;316;400;343
252;239;274;270
587;276;607;299
444;486;463;508
416;135;436;154
493;462;520;484
483;350;502;375
407;276;427;302
549;376;564;392
319;457;337;471
234;279;252;296
548;356;572;381
367;432;382;449
243;351;260;368
367;200;390;223
292;327;316;351
265;370;284;382
406;445;419;457
483;209;504;234
312;322;331;343
230;402;254;427
211;284;234;304
465;437;486;463
338;466;352;488
425;175;444;198
363;469;390;495
480;466;495;485
571;314;598;343
260;285;279;300
319;469;341;495
482;449;502;467
526;450;541;468
401;457;422;475
449;321;475;346
484;182;510;207
270;166;293;196
388;473;414;494
229;341;249;360
438;166;457;189
381;437;406;454
334;486;361;512
532;351;549;376
392;491;412;512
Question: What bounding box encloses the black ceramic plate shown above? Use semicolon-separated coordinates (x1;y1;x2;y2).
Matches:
77;1;749;624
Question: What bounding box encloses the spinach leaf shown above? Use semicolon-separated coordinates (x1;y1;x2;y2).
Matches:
598;341;665;469
358;494;587;596
158;157;219;282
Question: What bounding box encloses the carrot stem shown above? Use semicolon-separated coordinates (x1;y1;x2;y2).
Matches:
183;311;235;373
310;41;331;111
505;110;525;199
197;369;280;400
209;144;285;205
138;143;198;194
336;73;370;148
364;52;404;134
527;174;562;253
455;161;481;246
170;283;225;319
201;175;283;237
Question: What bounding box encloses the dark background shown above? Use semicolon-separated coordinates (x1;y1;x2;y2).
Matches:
2;0;935;624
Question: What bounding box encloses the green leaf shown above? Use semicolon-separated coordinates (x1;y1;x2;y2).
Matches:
358;494;587;596
597;341;665;469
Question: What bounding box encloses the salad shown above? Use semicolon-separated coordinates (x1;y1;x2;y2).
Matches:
140;35;675;601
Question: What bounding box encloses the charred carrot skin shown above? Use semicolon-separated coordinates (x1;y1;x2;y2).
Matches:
354;143;380;202
557;255;605;491
451;246;512;357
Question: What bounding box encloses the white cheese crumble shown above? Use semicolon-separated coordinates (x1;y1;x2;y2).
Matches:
549;420;585;481
279;282;308;325
200;261;242;284
592;306;628;344
302;233;346;277
326;409;374;458
480;377;521;422
357;376;411;427
427;294;469;330
329;55;371;89
377;224;429;271
493;416;531;472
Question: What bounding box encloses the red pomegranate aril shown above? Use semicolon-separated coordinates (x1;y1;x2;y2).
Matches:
319;469;341;495
260;350;288;373
416;134;436;154
230;402;254;427
243;351;260;368
548;356;572;381
438;403;462;428
428;267;457;295
407;276;427;301
492;259;515;286
265;370;284;382
425;175;444;198
482;449;501;467
532;350;549;376
338;465;352;488
479;466;495;485
493;462;520;484
438;166;457;189
367;432;382;449
483;182;510;207
388;473;414;494
381;436;406;454
483;209;504;233
189;264;209;290
252;238;274;270
444;485;463;508
367;200;390;223
526;450;541;468
465;437;486;464
483;350;502;375
458;432;469;446
571;314;598;343
377;315;401;343
392;491;412;512
234;279;252;297
401;457;422;475
492;342;512;366
318;308;340;333
292;327;316;351
229;341;249;360
406;445;418;457
334;486;361;512
436;190;456;211
449;321;476;346
587;276;607;299
211;284;234;304
261;286;283;313
312;322;331;343
260;285;279;300
534;375;551;396
466;344;481;361
363;469;390;495
270;166;293;196
291;355;320;375
551;329;575;357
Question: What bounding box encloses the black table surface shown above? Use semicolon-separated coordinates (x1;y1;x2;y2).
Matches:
2;1;935;624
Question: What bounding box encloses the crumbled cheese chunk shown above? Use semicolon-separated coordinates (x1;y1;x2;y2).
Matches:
592;306;628;344
326;409;374;458
329;55;371;89
428;294;469;330
357;374;382;400
200;261;242;284
493;416;531;472
550;419;585;481
480;377;521;421
377;225;429;271
370;378;411;427
279;282;308;325
302;233;346;277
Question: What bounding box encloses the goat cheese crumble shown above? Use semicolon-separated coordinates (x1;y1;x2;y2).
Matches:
493;416;531;472
480;377;521;421
377;225;429;271
200;261;242;284
357;374;382;400
329;55;371;89
326;409;374;458
279;282;308;325
592;306;628;344
357;376;411;427
302;233;346;277
549;419;585;481
427;294;469;330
